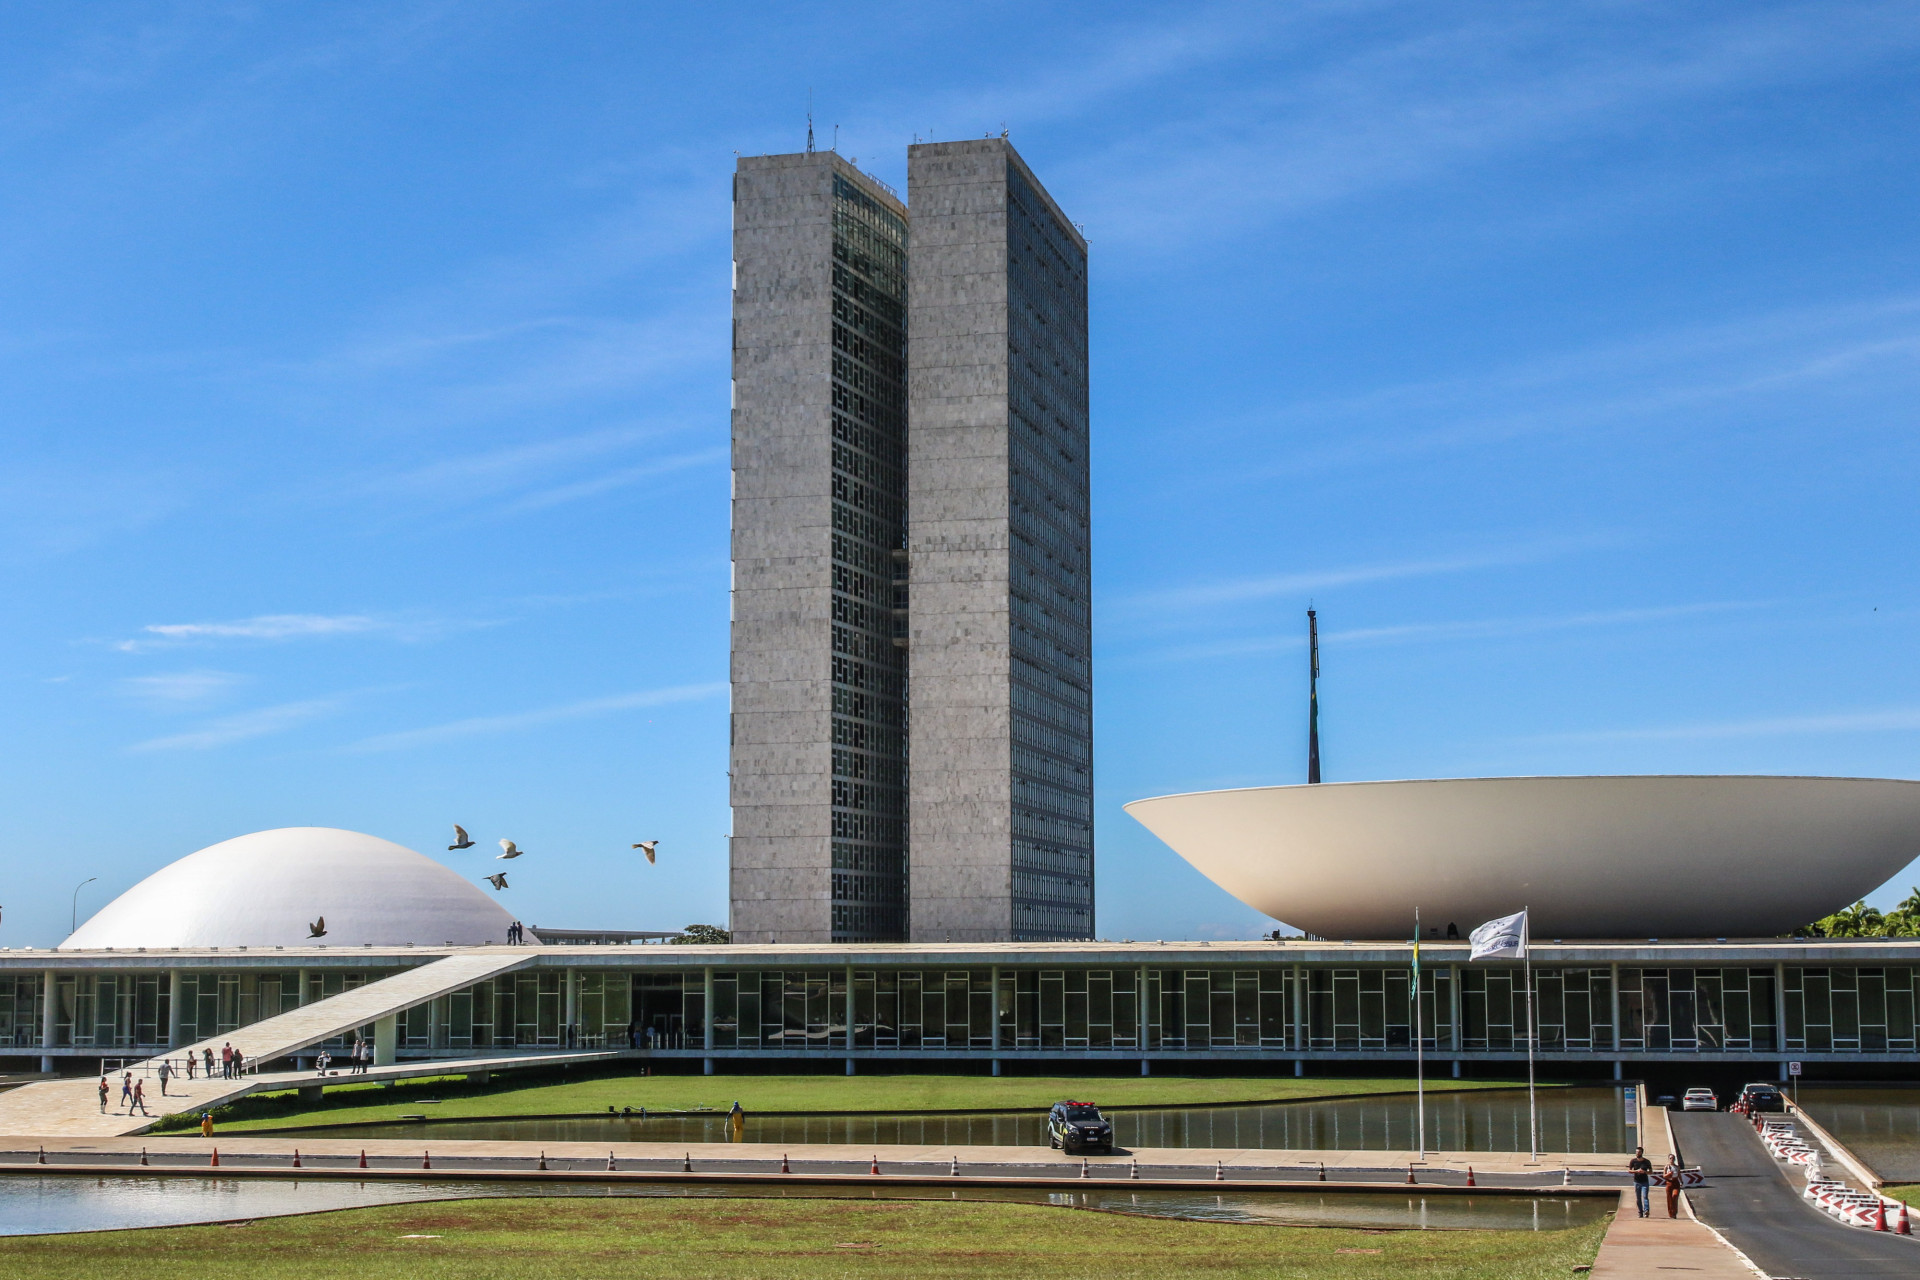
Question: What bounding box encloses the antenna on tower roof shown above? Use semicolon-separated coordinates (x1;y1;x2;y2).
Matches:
806;89;814;154
1307;607;1322;784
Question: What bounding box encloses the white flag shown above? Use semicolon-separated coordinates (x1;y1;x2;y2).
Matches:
1469;910;1528;961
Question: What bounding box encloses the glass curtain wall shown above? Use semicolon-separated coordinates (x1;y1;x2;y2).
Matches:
827;171;911;944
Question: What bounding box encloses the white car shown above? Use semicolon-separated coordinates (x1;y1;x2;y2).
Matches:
1681;1088;1718;1112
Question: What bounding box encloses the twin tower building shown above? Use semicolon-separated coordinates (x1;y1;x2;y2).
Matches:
728;138;1093;945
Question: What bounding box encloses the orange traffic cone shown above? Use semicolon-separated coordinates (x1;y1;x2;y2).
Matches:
1080;1157;1090;1179
871;1154;881;1175
422;1151;431;1170
1898;1201;1911;1235
291;1149;300;1169
358;1149;368;1169
950;1156;959;1176
1215;1160;1225;1181
1129;1158;1139;1180
781;1153;790;1174
607;1152;617;1172
1406;1164;1416;1185
1874;1200;1889;1232
1317;1162;1325;1182
539;1151;549;1172
209;1148;219;1167
1466;1166;1476;1187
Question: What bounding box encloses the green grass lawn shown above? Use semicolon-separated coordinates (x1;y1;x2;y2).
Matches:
180;1071;1534;1134
0;1196;1611;1280
1885;1185;1917;1205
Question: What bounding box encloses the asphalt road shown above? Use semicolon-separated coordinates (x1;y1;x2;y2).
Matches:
1673;1111;1916;1279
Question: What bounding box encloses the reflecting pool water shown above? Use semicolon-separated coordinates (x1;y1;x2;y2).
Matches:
291;1087;1635;1153
0;1174;1614;1236
1795;1087;1920;1182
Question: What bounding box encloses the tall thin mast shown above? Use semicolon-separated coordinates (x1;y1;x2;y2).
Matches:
1307;608;1322;784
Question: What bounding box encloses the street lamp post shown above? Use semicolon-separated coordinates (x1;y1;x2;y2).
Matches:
71;877;97;936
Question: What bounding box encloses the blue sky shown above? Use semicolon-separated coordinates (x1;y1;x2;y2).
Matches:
5;2;1920;947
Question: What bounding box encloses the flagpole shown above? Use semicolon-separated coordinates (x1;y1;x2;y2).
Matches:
1414;907;1425;1160
1524;905;1537;1161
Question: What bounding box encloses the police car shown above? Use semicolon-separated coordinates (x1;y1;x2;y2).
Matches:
1047;1100;1114;1153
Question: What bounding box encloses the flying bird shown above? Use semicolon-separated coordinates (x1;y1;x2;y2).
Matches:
632;840;658;864
497;839;523;859
486;872;509;890
308;917;327;938
448;825;474;850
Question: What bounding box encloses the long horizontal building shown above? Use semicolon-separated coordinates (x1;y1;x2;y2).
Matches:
6;938;1918;1079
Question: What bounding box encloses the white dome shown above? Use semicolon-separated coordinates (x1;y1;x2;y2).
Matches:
61;827;516;950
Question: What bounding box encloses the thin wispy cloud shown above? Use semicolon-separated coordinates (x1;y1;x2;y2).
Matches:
504;446;726;513
120;670;246;704
129;697;344;752
349;682;727;752
111;611;475;653
1118;535;1619;615
1195;294;1920;483
1535;707;1920;745
1116;600;1770;667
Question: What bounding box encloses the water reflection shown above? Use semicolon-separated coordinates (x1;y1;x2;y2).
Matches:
285;1087;1634;1153
0;1174;1613;1237
1795;1087;1920;1182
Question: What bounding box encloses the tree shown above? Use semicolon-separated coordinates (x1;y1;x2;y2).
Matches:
1882;887;1920;938
1806;900;1886;938
669;923;732;945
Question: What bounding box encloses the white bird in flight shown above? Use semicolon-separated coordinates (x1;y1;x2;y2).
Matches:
497;839;524;860
449;825;475;850
485;872;509;891
632;840;658;864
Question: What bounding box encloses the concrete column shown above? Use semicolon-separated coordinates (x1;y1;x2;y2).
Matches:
990;965;1001;1052
1139;966;1151;1050
1609;962;1621;1052
1292;964;1306;1051
1613;1060;1623;1080
845;1057;855;1075
39;970;57;1073
1774;961;1789;1057
705;966;716;1052
1294;1059;1304;1078
166;970;183;1050
564;967;578;1044
703;1057;714;1075
992;1058;1002;1076
1140;1058;1150;1076
374;1014;397;1066
1452;1060;1462;1079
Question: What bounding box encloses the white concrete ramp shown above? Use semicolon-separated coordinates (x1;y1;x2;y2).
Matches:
0;948;540;1138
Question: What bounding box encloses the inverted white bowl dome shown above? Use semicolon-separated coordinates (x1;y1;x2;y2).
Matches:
1125;776;1920;940
61;827;516;950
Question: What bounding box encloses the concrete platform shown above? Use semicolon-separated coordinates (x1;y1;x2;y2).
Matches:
1589;1189;1755;1278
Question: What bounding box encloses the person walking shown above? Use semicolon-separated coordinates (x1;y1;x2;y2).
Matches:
131;1078;149;1117
184;1051;195;1081
1663;1156;1683;1219
120;1072;134;1112
203;1046;214;1079
98;1076;110;1114
1627;1146;1653;1218
158;1058;172;1097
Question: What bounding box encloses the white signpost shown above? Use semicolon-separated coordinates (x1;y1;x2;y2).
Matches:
1788;1060;1801;1106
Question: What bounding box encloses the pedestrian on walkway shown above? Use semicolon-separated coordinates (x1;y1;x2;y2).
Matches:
158;1059;171;1096
1627;1146;1653;1217
131;1078;148;1117
203;1046;214;1078
98;1076;109;1113
316;1049;330;1075
1663;1156;1682;1219
221;1042;235;1079
120;1072;133;1111
185;1051;195;1081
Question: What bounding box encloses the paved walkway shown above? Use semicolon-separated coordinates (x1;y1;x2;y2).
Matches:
1674;1110;1917;1279
1588;1189;1756;1278
0;949;538;1138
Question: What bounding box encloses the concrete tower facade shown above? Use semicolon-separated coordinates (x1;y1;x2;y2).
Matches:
729;138;1091;945
729;151;911;944
904;139;1093;942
